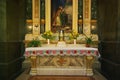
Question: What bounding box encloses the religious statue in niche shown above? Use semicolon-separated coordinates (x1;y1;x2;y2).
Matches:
51;0;72;33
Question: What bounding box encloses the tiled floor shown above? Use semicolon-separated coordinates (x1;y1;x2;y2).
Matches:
28;76;95;80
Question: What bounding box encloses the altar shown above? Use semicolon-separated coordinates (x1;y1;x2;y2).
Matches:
24;44;99;76
24;0;99;77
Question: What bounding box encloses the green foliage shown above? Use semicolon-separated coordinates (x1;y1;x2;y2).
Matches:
69;30;79;39
27;39;41;47
85;37;93;44
84;34;93;45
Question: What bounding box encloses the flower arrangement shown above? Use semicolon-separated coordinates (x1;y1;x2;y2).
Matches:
42;30;54;40
27;38;41;47
69;30;79;39
83;34;93;47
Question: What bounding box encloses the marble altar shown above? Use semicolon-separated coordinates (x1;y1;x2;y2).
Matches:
24;44;99;76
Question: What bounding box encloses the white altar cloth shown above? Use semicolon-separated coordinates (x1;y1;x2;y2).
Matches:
25;44;99;57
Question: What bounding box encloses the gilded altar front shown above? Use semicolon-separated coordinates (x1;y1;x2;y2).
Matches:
25;44;99;76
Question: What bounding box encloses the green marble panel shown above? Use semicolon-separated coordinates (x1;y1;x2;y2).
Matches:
91;0;97;19
78;0;83;34
40;0;45;19
26;0;32;19
40;0;45;33
78;0;83;19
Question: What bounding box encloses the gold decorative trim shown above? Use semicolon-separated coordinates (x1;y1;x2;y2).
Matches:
45;0;51;31
78;20;83;25
73;0;78;32
85;0;89;19
40;19;45;24
26;19;33;23
91;20;97;23
83;0;91;35
32;0;40;34
83;20;91;23
34;0;39;18
25;0;98;41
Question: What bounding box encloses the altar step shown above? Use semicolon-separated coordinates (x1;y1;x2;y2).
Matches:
22;59;101;76
16;67;107;80
28;75;95;80
33;67;87;76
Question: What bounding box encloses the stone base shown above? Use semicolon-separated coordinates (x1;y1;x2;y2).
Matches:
29;67;94;76
30;68;37;75
37;67;86;75
29;66;90;76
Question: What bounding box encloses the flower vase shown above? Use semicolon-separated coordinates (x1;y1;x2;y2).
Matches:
86;44;90;47
47;39;50;44
74;39;76;45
